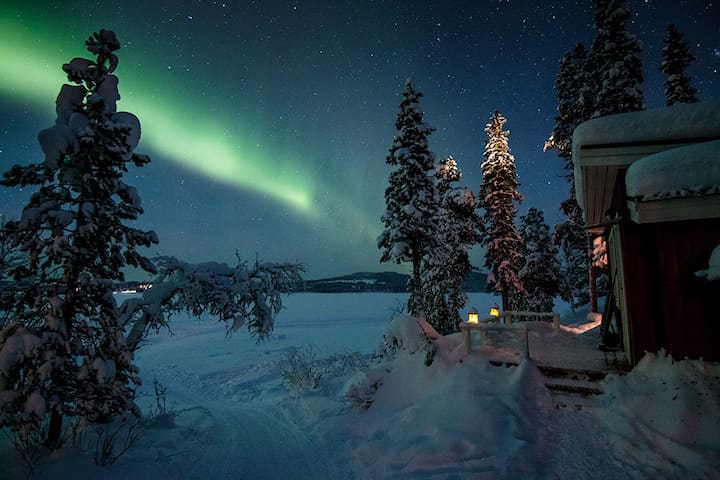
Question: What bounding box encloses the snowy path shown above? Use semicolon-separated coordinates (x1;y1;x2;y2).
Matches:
535;409;627;479
168;402;333;480
131;326;343;479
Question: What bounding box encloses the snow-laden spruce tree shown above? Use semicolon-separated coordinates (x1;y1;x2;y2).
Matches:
378;80;438;316
660;24;699;106
0;218;26;326
518;208;560;313
553;200;591;309
0;30;158;448
587;0;645;118
544;43;591;308
0;31;305;457
479;111;525;311
582;0;645;309
545;43;589;175
421;157;482;334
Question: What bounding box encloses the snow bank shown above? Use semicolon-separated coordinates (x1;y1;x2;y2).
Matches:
625;139;720;200
344;314;555;478
3;294;717;479
601;351;720;475
349;352;555;478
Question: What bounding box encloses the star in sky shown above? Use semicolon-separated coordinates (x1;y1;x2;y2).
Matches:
1;0;718;278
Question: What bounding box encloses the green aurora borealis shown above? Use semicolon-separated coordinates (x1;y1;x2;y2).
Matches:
0;15;316;215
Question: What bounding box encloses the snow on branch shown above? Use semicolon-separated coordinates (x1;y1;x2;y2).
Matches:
122;256;304;350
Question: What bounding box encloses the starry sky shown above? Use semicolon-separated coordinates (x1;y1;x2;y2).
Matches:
1;1;718;279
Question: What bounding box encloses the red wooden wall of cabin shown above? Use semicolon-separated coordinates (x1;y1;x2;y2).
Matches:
619;217;720;364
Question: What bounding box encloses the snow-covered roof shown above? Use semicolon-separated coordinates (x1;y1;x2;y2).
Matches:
573;103;720;151
572;103;720;226
626;139;720;200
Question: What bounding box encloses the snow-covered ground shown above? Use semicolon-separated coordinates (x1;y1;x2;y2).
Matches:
1;293;718;479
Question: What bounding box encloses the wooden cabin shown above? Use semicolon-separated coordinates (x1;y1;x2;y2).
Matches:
573;103;720;365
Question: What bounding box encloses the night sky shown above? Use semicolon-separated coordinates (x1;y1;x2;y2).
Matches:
1;1;718;279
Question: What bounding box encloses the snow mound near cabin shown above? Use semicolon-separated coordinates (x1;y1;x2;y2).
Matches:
601;351;720;476
346;315;554;478
695;244;720;281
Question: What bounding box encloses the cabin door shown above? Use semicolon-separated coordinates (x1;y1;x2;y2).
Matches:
608;225;631;364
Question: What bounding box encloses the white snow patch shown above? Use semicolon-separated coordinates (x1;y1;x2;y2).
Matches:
626;139;720;200
573;103;720;150
601;351;720;474
1;293;717;479
24;392;47;418
696;244;720;281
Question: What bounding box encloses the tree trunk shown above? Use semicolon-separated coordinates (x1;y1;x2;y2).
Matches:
46;408;63;449
409;246;423;317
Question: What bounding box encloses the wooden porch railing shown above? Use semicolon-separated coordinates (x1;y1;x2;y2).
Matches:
459;310;561;358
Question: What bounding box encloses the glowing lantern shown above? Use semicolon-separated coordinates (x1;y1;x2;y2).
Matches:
489;304;500;318
467;308;479;324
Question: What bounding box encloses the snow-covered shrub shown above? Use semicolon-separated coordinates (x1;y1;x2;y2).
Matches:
142;377;177;429
281;348;370;396
280;347;323;394
329;351;368;376
343;369;384;410
4;417;44;479
378;314;436;364
81;413;144;467
344;315;439;410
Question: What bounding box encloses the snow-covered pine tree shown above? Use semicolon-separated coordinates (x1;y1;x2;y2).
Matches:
0;31;305;456
544;43;589;176
660;24;699;106
378;80;438;316
553;0;641;311
0;30;158;448
554;195;591;308
518;208;560;313
587;0;644;118
421;157;482;334
544;43;592;309
479;111;525;311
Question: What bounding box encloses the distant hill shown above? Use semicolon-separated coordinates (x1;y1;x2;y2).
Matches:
297;271;487;293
